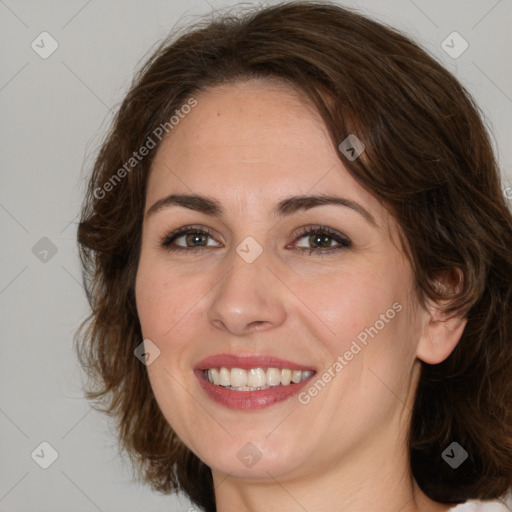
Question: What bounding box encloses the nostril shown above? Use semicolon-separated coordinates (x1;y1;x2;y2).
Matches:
248;320;270;330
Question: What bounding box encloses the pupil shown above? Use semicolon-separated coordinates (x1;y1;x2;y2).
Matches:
187;233;206;246
311;234;330;247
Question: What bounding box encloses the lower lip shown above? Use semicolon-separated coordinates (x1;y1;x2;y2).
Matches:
195;370;314;410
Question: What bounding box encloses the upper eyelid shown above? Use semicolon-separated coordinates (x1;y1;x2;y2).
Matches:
161;225;219;245
294;225;349;239
163;224;346;239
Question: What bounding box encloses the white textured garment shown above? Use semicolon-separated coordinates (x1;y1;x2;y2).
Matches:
447;500;511;511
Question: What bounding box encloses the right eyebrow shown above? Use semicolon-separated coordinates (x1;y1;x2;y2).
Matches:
146;193;222;217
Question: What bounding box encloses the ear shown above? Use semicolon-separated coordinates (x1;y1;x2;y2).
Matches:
416;269;468;365
416;311;467;364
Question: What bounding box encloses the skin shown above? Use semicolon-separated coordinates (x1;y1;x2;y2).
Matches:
135;79;467;511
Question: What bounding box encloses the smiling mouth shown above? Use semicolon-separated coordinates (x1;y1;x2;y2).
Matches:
203;367;315;390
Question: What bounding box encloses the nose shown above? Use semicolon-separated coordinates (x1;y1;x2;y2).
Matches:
206;249;287;336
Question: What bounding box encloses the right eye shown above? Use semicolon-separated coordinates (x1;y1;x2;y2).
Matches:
160;226;222;252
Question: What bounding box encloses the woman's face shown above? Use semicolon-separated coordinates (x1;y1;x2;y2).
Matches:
135;80;430;481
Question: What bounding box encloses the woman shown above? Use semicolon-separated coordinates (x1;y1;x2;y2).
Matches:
76;2;512;511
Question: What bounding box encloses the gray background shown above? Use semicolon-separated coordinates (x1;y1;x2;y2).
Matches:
0;0;511;510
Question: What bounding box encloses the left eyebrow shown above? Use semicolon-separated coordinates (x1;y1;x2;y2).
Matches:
145;193;376;227
276;194;376;226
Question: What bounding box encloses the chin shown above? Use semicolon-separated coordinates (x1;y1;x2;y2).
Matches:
196;434;312;481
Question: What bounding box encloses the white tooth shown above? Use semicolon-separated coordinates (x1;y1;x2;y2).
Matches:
247;368;266;387
281;368;292;385
266;367;281;386
230;368;248;387
301;370;314;381
210;368;220;385
291;370;302;383
212;367;310;388
228;385;271;391
219;367;230;386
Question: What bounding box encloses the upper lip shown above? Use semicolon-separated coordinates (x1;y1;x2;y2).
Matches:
194;353;316;372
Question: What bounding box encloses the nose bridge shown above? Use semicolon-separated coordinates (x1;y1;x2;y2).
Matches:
207;242;287;335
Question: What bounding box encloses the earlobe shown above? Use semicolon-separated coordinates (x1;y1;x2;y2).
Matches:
416;308;468;365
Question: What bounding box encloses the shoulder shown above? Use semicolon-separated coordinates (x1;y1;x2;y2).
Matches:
448;500;512;512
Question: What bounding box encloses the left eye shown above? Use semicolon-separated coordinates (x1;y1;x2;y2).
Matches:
292;226;352;254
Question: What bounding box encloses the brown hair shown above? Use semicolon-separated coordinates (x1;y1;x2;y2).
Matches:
76;2;512;510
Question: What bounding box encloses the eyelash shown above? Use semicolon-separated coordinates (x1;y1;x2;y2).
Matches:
159;225;352;255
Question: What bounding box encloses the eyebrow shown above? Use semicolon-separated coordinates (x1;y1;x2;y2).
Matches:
146;193;376;226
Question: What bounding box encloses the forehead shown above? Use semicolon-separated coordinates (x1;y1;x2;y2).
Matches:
147;80;382;218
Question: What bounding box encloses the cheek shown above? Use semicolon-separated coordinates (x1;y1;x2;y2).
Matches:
307;259;419;402
135;262;211;448
135;257;207;342
302;260;408;341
